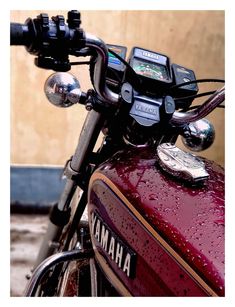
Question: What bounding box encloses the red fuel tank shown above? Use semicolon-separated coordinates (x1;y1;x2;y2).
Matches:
88;147;224;296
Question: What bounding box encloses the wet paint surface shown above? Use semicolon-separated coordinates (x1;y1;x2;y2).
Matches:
89;184;208;296
90;147;224;296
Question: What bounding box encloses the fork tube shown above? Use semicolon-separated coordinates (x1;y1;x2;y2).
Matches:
59;109;103;210
34;110;103;267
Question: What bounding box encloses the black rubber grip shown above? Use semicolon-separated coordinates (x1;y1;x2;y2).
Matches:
10;22;27;45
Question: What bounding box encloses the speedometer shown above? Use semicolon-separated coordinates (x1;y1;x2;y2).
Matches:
128;47;172;93
132;58;169;81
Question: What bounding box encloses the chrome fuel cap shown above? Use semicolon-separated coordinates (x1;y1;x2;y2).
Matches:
157;143;209;183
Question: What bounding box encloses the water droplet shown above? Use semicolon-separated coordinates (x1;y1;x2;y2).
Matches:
149;193;158;201
214;219;224;226
132;192;140;199
163;207;171;213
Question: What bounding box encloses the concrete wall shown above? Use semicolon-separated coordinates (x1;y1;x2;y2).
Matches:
10;10;225;166
10;166;65;208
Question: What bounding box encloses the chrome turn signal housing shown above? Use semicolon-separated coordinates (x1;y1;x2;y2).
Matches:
44;72;82;107
181;119;215;152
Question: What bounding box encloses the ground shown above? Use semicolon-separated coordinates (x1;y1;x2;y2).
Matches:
10;214;48;296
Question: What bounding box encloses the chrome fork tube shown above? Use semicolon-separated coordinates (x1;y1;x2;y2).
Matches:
58;109;103;211
34;110;103;268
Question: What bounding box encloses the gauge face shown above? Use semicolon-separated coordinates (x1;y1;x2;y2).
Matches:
132;58;169;81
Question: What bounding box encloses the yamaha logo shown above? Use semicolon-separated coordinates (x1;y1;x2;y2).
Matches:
142;51;159;60
90;211;136;278
135;102;158;116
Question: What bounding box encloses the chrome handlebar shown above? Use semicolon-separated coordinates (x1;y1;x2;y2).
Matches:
85;33;120;105
170;86;225;125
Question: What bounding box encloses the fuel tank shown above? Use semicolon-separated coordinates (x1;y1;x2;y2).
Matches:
88;147;224;296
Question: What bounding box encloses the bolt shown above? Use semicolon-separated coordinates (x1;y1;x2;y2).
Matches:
85;102;93;111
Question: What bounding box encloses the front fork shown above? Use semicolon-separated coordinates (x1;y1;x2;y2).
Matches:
33;109;103;269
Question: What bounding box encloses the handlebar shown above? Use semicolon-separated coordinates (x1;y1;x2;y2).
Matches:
10;22;29;45
10;12;225;124
84;33;119;104
171;86;225;125
10;13;119;106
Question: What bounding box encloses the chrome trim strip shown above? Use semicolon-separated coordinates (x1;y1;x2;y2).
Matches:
90;258;98;296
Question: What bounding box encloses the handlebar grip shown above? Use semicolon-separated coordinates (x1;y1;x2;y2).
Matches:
10;22;28;45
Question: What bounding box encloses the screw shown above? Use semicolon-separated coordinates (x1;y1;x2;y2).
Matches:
86;102;93;111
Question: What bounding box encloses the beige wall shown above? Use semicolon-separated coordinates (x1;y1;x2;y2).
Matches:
11;10;224;166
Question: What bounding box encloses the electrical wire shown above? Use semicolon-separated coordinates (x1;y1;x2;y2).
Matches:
183;104;225;111
107;48;142;87
174;91;216;101
70;61;91;65
170;78;225;90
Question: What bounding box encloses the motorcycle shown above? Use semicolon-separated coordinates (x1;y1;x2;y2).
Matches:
10;10;225;297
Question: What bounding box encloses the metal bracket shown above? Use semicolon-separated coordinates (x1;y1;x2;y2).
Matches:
63;159;82;182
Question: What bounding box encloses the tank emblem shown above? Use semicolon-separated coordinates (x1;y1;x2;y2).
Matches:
157;143;209;183
90;211;136;278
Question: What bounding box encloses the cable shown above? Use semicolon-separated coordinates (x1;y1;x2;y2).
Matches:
107;67;123;83
107;48;141;87
70;61;91;65
108;48;132;71
183;104;225;111
170;78;225;90
174;91;216;101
